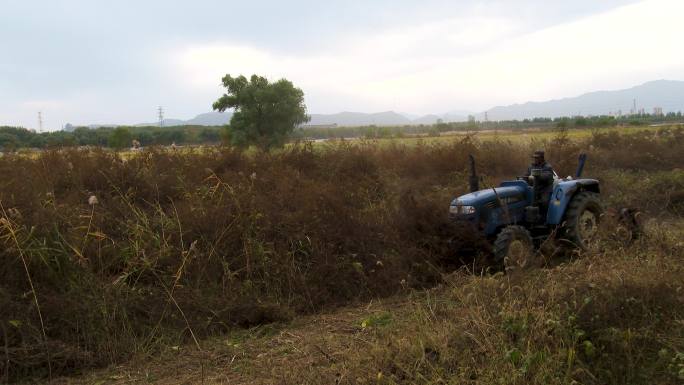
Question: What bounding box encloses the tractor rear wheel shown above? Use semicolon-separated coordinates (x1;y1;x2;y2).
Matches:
561;191;602;250
493;225;536;274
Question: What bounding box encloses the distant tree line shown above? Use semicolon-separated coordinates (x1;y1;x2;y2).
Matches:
1;111;682;151
0;125;223;151
295;112;684;140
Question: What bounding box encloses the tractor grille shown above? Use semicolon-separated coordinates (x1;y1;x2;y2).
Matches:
485;195;524;209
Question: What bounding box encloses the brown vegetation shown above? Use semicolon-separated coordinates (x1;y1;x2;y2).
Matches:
1;128;683;383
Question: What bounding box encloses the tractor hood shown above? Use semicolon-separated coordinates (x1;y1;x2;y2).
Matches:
452;185;526;207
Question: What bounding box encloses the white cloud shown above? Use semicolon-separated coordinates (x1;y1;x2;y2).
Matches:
175;44;274;88
5;0;669;128
173;0;684;115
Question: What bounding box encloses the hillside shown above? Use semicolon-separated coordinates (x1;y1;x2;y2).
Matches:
133;112;232;127
135;111;415;128
185;111;232;126
84;80;684;129
308;111;412;126
484;80;684;120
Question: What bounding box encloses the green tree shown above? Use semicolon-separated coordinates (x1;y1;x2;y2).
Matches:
73;127;98;145
108;127;132;150
0;133;19;151
199;127;221;143
212;74;309;150
574;117;588;127
135;131;154;146
28;134;47;148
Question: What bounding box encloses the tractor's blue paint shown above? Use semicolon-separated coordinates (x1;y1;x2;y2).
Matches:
500;180;535;204
482;198;529;235
450;178;600;236
452;185;525;206
547;179;600;224
450;183;528;237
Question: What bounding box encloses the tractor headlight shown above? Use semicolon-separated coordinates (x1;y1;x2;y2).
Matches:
450;205;476;215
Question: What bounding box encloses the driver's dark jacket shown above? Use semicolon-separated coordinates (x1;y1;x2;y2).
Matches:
525;161;554;199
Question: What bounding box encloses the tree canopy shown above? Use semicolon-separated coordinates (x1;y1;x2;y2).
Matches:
212;74;309;150
108;127;132;150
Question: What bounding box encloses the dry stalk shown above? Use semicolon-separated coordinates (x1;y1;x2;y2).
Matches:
2;321;9;384
0;201;52;381
79;204;96;257
167;202;202;351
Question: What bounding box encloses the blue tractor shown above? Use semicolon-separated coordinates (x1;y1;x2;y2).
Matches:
449;154;603;271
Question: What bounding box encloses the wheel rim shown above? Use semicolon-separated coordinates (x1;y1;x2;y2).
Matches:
578;210;598;245
505;239;529;270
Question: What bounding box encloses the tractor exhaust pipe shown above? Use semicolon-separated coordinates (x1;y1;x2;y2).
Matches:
575;153;587;178
468;154;479;192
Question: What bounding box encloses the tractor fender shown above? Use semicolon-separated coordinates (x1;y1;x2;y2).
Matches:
547;179;600;224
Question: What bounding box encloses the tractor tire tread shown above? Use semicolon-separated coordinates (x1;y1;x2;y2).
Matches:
493;225;533;264
560;191;602;249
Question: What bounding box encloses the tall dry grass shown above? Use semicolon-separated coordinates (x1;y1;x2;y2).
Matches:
0;128;682;382
256;223;683;385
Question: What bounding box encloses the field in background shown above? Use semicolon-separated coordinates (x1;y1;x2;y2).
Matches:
2;117;682;153
1;124;678;157
1;128;683;384
303;124;674;147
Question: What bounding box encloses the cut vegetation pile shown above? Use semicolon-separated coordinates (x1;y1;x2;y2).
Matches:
0;128;683;382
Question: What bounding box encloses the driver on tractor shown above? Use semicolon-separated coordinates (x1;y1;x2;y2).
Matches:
525;150;555;219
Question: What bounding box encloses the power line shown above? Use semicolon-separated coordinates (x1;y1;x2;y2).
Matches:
158;106;164;128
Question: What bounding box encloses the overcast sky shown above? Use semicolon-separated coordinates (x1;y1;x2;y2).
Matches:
1;0;683;130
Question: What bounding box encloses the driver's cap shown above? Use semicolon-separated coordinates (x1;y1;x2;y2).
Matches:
533;150;545;159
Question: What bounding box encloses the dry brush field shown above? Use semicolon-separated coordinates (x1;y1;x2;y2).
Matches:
1;127;683;384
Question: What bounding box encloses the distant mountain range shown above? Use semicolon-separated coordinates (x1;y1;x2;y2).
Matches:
134;112;232;128
309;111;412;126
84;80;684;129
481;80;684;120
130;110;469;128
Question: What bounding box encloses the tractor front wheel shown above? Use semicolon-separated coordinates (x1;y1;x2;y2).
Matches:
561;191;603;250
493;225;537;274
